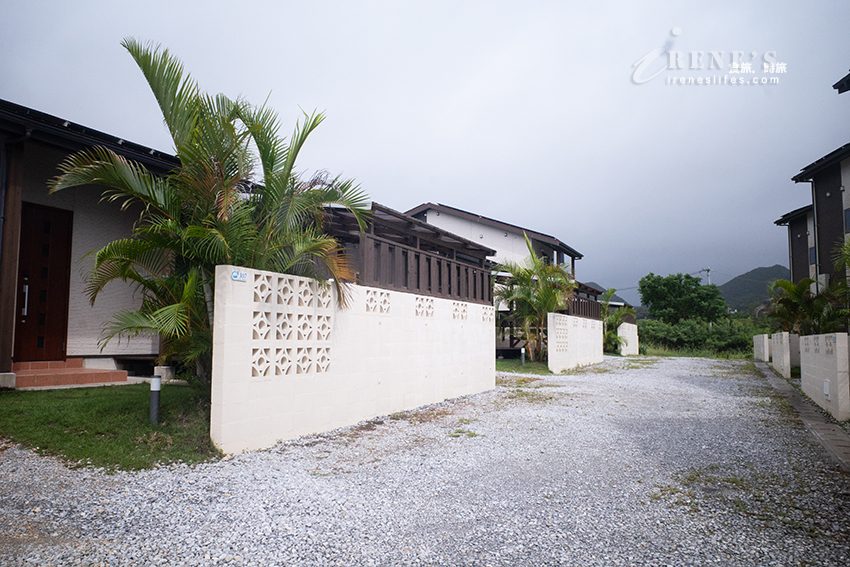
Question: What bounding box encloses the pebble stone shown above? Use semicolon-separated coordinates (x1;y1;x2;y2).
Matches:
1;356;849;566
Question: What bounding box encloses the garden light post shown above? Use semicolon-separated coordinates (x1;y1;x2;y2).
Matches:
521;347;525;367
150;375;161;425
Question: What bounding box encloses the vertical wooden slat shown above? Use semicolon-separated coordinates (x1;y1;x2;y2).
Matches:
441;259;449;297
395;246;405;290
421;253;429;292
0;142;23;372
379;242;390;286
430;255;438;296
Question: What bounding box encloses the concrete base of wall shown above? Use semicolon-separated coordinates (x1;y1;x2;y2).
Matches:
83;358;118;370
0;373;15;389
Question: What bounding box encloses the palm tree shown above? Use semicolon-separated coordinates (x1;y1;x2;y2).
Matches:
600;288;636;353
767;278;847;335
48;39;370;383
494;234;575;361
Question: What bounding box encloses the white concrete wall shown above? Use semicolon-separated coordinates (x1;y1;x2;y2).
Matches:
790;334;801;368
547;313;603;373
800;334;850;422
211;265;496;454
617;322;639;355
771;332;791;379
21;142;158;358
753;334;770;362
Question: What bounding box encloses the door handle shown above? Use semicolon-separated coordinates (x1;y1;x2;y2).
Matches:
22;284;28;316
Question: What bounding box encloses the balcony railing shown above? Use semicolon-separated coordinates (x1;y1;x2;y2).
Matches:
360;234;492;305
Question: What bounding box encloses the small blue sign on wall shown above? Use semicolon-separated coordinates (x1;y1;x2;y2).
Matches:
231;270;248;282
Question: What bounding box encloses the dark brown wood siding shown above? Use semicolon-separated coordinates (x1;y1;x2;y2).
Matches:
813;165;844;285
788;214;810;284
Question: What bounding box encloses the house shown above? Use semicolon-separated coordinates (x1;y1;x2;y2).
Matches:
775;144;850;288
406;202;583;274
0;99;178;388
406;202;601;356
776;69;850;287
774;205;814;284
405;202;600;310
324;202;495;305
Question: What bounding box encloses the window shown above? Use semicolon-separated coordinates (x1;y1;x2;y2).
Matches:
809;246;817;265
845;208;850;232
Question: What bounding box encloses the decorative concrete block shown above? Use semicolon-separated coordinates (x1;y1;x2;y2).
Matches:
211;265;495;454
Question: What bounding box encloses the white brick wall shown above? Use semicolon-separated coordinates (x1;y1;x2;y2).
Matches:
210;265;496;454
753;334;770;362
771;332;791;379
546;313;603;373
800;334;850;421
617;322;639;355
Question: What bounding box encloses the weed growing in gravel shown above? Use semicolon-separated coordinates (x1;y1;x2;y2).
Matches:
505;387;556;404
562;365;613;375
387;407;453;425
496;376;542;388
623;358;661;370
650;460;850;540
448;429;481;438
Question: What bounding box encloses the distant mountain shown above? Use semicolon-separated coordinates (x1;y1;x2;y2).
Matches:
718;265;790;312
582;281;628;304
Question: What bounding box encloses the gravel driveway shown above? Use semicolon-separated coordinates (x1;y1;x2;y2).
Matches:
2;356;850;566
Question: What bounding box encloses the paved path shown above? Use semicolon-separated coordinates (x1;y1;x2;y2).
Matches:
2;357;850;566
756;361;850;472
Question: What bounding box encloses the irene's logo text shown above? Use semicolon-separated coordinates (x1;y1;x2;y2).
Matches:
631;28;784;86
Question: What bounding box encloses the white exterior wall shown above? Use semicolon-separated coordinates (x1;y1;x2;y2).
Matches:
617;322;639;355
800;334;850;422
211;265;496;454
771;332;791;379
753;334;770;362
417;210;559;266
21;144;157;358
546;313;603;373
790;334;801;368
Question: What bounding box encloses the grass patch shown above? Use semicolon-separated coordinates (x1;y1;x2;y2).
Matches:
0;384;220;471
495;358;551;375
448;428;481;438
644;344;752;359
623;357;661;370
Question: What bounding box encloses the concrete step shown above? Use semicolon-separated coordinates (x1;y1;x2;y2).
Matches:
12;359;127;389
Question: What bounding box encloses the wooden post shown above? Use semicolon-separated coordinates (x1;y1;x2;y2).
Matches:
0;142;24;372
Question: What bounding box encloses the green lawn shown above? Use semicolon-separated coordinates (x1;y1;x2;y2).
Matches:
0;384;220;471
495;358;552;375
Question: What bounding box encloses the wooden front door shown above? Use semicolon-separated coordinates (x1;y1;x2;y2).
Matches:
13;202;73;362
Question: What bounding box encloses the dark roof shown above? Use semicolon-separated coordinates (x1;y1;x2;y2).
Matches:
0;98;178;172
405;202;583;259
834;69;850;94
791;142;850;183
774;204;813;226
326;202;496;261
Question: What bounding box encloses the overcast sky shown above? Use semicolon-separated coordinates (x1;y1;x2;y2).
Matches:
3;1;849;304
